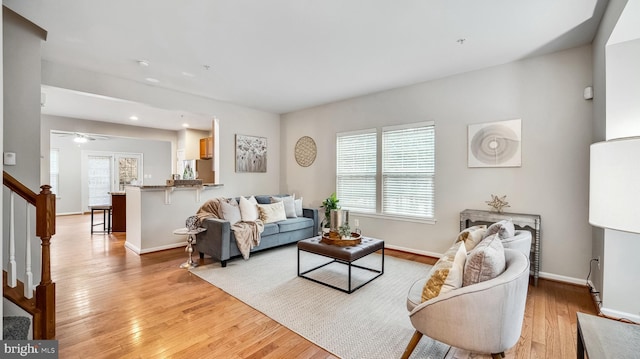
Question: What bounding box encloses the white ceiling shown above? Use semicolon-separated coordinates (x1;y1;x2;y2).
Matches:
5;0;608;131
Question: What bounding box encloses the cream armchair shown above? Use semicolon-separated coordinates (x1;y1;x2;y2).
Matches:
401;249;530;359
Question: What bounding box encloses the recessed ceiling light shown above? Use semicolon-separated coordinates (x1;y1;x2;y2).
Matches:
182;71;195;77
137;60;150;67
73;136;88;143
129;115;138;121
182;123;190;128
145;77;160;83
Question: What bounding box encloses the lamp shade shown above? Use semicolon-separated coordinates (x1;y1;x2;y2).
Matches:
589;137;640;233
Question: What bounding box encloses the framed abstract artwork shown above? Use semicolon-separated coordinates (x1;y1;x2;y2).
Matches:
468;119;521;168
235;134;267;172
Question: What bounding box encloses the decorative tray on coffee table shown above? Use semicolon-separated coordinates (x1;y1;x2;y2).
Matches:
321;231;362;246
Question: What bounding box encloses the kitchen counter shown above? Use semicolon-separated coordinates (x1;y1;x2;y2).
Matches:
124;184;224;254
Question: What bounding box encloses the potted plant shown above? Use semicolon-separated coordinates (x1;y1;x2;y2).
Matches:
320;192;340;231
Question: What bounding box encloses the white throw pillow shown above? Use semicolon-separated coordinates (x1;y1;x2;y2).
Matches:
294;197;303;217
220;201;241;225
421;241;467;302
239;195;259;222
271;195;297;218
257;202;287;223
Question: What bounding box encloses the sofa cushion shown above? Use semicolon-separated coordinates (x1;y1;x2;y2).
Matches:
421;241;467;302
278;217;314;232
271;195;297;218
239;196;259;221
294;197;303;217
257;202;287;223
456;225;487;252
484;219;515;239
261;223;280;236
254;195;273;205
463;233;506;286
220;200;241;225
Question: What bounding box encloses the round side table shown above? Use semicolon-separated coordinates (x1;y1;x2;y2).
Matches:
173;227;206;269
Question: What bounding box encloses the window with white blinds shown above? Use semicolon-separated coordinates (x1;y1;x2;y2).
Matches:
382;123;435;218
336;130;377;212
50;148;59;196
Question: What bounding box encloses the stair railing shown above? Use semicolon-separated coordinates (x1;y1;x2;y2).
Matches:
3;171;56;339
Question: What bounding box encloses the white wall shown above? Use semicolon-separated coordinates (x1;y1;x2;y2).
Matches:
590;0;629;315
50;132;171;214
599;0;640;321
282;45;594;281
1;4;5;328
41;63;282;198
606;39;640;139
2;7;45;297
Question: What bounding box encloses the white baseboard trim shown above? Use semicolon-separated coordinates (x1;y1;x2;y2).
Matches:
600;307;640;323
538;271;586;286
124;241;141;255
124;241;186;255
56;212;83;216
384;244;443;259
385;244;592;286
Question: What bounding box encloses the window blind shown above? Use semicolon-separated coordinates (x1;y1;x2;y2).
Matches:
336;130;377;212
382;124;435;218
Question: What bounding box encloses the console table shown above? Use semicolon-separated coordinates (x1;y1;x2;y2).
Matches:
577;312;640;358
460;209;541;286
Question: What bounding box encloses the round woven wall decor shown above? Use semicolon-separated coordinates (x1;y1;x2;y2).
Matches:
294;136;317;167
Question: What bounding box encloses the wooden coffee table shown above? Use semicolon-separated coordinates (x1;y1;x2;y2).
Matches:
297;236;384;293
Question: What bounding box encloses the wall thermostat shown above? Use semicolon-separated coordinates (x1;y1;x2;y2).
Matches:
583;86;594;100
4;152;16;166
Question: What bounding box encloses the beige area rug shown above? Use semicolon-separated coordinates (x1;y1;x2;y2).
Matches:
191;244;450;359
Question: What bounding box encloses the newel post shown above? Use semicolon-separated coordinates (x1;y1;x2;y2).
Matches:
35;185;56;339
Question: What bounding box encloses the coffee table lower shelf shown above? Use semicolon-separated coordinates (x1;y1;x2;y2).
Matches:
297;236;384;294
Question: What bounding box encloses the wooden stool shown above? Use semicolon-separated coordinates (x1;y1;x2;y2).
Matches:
89;205;112;234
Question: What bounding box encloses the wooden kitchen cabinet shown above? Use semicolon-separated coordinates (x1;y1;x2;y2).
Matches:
200;137;213;159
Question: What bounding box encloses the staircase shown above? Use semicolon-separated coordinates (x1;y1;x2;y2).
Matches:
2;171;56;339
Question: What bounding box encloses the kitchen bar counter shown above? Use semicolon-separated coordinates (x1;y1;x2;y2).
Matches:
124;184;224;254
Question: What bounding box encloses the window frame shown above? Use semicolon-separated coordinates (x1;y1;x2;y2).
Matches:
335;122;436;224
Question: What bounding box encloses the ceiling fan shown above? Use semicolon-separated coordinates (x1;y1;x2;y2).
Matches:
51;130;111;143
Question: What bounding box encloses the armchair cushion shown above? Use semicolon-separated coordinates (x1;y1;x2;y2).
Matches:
421;241;467;302
484;219;515;239
456;225;487;252
463;233;506;286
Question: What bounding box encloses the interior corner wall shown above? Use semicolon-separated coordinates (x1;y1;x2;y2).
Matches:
590;0;629;312
41;62;281;197
3;8;42;191
599;0;640;321
0;5;5;328
281;45;593;281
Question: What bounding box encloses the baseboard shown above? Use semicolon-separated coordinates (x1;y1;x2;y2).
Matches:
600;307;640;323
385;245;590;286
56;212;83;216
538;271;586;286
384;244;442;259
124;241;186;255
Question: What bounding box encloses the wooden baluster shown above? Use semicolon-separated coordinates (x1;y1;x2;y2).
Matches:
36;185;56;339
8;191;17;287
25;205;34;299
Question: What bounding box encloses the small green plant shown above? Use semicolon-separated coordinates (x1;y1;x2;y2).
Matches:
338;223;351;238
320;192;340;229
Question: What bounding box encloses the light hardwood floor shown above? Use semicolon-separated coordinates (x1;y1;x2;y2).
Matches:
51;214;596;358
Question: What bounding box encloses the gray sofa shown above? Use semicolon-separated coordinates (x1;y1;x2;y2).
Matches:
195;195;318;267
